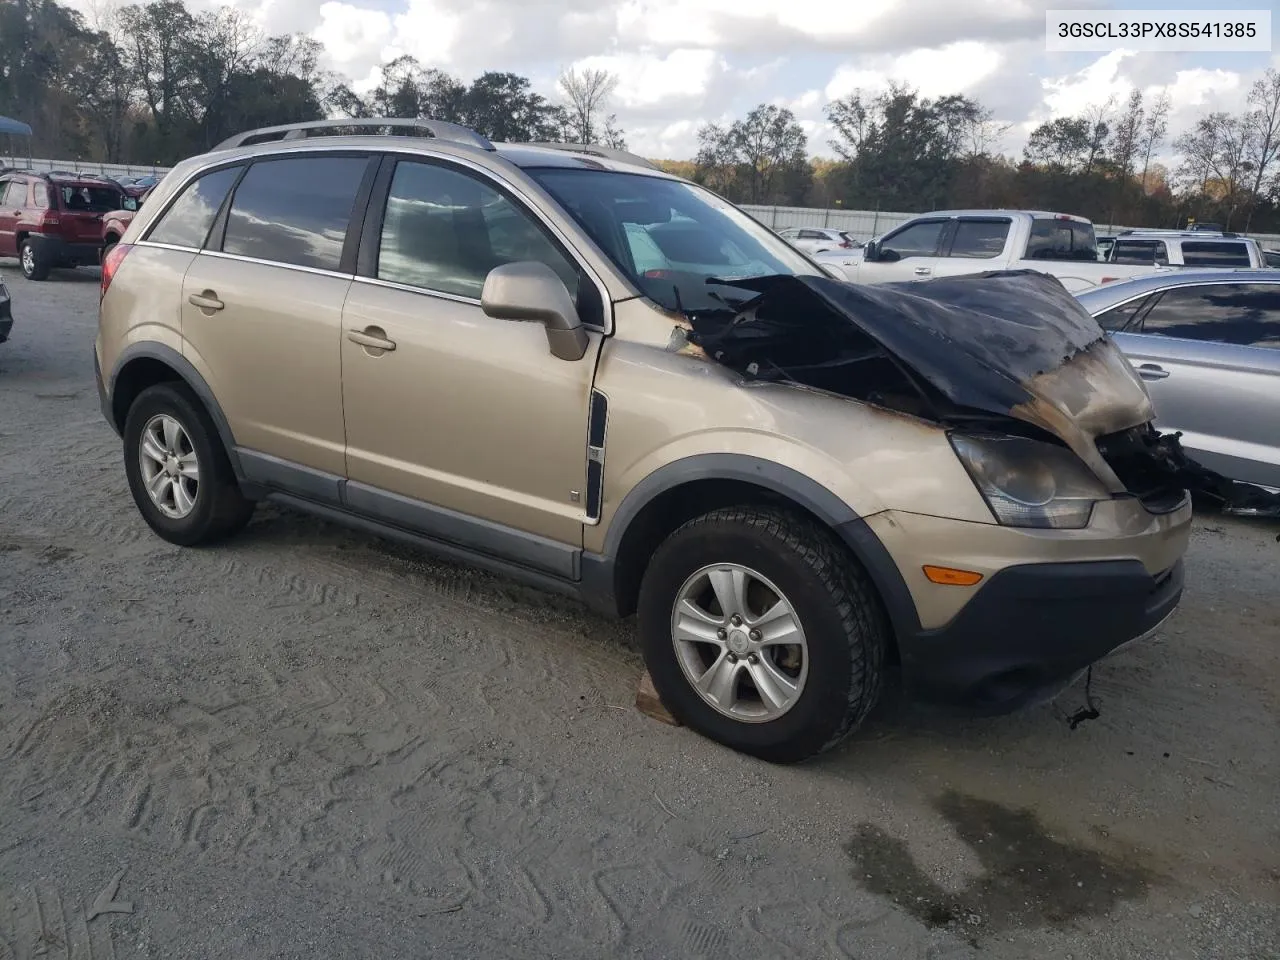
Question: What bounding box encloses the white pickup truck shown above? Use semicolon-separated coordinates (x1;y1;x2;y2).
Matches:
820;210;1155;292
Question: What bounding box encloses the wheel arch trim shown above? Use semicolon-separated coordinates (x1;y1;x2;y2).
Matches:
592;453;922;639
108;342;245;480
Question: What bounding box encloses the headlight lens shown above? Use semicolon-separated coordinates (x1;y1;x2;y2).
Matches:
949;433;1109;529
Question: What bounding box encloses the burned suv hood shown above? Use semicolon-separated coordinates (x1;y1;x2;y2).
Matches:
688;270;1152;492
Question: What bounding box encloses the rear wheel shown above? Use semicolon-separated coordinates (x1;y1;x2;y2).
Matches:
19;239;49;281
637;506;889;763
123;382;254;546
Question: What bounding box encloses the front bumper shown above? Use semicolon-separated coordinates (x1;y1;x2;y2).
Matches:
900;557;1185;712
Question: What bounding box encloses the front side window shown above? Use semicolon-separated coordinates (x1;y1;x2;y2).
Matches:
1095;296;1150;332
1180;241;1252;268
879;220;945;260
222;155;368;271
1141;283;1280;348
948;219;1010;259
377;160;580;302
1;181;24;207
528;167;818;314
147;166;242;249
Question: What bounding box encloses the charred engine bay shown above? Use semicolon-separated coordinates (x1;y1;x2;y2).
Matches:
684;270;1280;518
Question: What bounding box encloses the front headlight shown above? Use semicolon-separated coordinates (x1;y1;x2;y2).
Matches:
949;433;1109;529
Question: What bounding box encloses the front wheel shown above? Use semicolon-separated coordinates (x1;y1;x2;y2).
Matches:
637;507;889;763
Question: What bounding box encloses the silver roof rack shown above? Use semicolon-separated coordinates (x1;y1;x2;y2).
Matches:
519;142;659;171
212;118;495;153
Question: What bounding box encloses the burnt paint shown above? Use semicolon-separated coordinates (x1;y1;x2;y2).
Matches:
846;791;1152;945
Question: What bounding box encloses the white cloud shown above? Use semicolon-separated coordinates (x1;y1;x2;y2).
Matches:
825;42;1004;101
571;49;727;108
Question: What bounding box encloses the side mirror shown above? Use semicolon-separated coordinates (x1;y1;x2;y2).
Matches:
481;261;589;361
862;240;879;262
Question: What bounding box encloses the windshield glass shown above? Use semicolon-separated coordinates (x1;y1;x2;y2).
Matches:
528;168;820;313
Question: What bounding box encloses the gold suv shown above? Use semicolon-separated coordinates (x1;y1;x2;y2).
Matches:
96;119;1192;762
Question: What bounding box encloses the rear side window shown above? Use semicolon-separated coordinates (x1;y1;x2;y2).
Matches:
222;156;368;271
1096;296;1150;332
1141;283;1280;347
147;166;241;249
948;219;1010;259
1180;241;1252;267
1025;218;1097;261
1110;239;1168;265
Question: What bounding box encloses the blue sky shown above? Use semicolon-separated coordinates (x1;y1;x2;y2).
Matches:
70;0;1280;161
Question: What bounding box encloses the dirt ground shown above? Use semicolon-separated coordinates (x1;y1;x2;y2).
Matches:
0;261;1277;960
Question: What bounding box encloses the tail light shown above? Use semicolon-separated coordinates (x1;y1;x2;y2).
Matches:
839;240;852;248
1101;276;1119;283
101;243;133;300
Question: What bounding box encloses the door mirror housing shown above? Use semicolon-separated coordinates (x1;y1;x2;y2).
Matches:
481;261;589;361
862;240;879;262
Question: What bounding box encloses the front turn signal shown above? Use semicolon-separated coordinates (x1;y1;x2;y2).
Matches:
923;565;984;586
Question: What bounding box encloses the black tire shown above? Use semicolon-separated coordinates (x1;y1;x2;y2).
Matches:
122;382;254;546
19;239;49;281
102;239;117;263
637;507;888;763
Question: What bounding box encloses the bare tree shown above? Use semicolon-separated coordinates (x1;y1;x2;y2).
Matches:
1243;68;1280;230
1083;96;1114;174
1109;90;1145;177
557;67;619;144
1175;112;1252;226
1139;92;1171;190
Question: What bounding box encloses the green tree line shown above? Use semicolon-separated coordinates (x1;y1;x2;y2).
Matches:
693;75;1280;232
0;0;624;164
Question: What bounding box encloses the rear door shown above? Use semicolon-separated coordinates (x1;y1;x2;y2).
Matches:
179;152;375;488
53;182;122;244
930;216;1012;279
1114;281;1280;487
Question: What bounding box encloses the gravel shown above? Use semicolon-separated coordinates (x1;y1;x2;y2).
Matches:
1;261;1277;959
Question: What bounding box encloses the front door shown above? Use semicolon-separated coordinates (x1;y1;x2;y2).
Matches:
858;217;950;283
340;156;602;559
1115;280;1280;488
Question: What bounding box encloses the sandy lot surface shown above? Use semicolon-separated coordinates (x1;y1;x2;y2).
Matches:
0;261;1277;959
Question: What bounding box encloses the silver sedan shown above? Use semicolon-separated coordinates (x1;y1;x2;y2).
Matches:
1075;269;1280;490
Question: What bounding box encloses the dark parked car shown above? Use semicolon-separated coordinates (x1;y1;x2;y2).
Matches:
0;170;124;280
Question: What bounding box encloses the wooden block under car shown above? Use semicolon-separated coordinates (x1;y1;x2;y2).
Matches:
636;670;682;726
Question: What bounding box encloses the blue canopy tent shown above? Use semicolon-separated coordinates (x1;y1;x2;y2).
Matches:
0;116;34;168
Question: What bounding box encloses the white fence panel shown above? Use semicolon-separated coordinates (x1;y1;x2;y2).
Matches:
0;156;172;179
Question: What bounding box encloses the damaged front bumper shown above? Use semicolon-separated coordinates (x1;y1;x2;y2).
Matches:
902;557;1185;713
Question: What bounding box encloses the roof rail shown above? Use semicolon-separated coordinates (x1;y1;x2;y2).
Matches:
519;141;660;171
211;118;495;153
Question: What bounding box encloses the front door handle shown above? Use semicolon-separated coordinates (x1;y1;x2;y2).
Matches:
1136;363;1170;380
914;266;932;275
188;291;224;312
347;327;397;353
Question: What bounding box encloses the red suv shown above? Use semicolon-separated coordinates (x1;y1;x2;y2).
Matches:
0;171;124;280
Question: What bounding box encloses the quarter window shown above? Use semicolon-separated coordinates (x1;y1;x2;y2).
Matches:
1140;283;1280;348
221;156;368;271
147;166;242;249
376;160;580;301
1096;296;1150;332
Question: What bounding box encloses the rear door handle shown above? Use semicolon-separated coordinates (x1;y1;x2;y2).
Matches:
1136;363;1170;380
347;327;397;353
914;267;932;275
188;291;224;312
